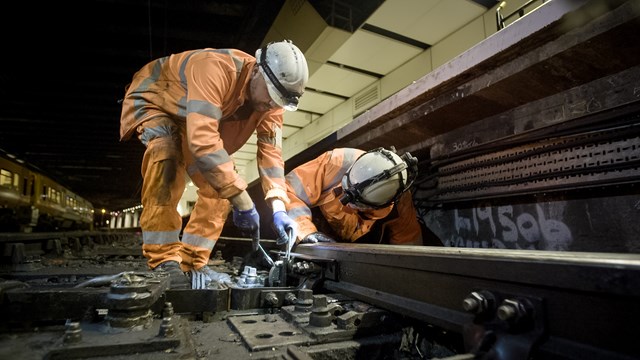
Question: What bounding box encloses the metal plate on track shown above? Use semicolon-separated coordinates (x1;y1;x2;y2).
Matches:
227;314;311;351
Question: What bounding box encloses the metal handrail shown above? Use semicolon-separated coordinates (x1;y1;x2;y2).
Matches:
496;0;549;30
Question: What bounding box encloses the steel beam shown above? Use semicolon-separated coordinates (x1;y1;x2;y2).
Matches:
294;243;640;359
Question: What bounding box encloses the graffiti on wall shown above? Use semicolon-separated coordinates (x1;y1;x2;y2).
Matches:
425;203;573;251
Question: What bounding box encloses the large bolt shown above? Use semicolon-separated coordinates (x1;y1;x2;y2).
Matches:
158;317;174;337
462;291;490;314
497;298;530;325
309;295;332;327
162;302;174;318
284;292;297;305
292;261;319;274
63;321;82;344
295;289;314;312
497;303;516;320
264;292;279;306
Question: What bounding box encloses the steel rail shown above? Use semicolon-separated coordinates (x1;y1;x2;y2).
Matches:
293;243;640;358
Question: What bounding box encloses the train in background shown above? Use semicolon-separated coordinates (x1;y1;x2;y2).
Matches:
0;148;94;232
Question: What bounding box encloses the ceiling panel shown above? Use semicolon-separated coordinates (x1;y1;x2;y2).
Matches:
328;29;423;75
307;63;379;97
367;0;441;41
283;125;300;138
232;150;257;161
371;0;486;45
284;111;316;128
297;91;345;114
237;143;258;155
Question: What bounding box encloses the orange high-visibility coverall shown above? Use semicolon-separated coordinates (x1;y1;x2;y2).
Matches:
119;49;289;271
285;148;423;245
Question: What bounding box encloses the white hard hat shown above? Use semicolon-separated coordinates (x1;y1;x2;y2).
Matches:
340;148;418;208
255;40;309;111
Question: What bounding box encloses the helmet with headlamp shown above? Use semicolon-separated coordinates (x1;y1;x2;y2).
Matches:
255;40;309;111
339;148;418;209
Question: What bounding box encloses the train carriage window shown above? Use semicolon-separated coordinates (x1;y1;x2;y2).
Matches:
22;178;28;196
0;169;12;187
12;173;19;188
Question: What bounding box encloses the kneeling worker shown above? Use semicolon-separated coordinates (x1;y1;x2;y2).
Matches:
283;147;423;246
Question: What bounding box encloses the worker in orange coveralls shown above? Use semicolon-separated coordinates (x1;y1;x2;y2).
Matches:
119;40;308;289
283;147;423;247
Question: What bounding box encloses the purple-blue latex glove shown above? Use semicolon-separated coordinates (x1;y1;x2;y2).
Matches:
273;211;297;246
232;205;260;241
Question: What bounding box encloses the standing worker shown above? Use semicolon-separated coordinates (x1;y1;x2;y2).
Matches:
119;40;307;289
284;147;424;246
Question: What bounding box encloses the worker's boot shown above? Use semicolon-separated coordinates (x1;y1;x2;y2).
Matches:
153;261;190;289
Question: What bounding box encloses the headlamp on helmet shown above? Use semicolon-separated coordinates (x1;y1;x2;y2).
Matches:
339;147;418;209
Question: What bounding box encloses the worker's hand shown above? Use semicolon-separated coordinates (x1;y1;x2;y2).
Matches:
232;204;260;240
273;211;297;246
301;232;335;244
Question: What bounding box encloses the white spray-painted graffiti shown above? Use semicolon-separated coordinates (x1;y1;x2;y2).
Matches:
439;204;573;250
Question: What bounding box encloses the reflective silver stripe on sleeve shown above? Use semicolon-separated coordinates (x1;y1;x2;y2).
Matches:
212;49;233;56
187;100;222;120
179;50;204;86
182;232;215;251
259;166;284;180
257;135;276;147
286;172;311;206
133;57;166;121
288;206;312;220
211;49;245;80
195;149;232;172
139;125;175;146
143;230;181;245
177;97;188;118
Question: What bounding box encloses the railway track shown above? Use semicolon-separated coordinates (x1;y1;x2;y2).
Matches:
0;230;144;272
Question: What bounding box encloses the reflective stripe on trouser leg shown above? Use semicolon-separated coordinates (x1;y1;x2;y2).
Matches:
142;230;182;269
139;119;186;269
180;166;231;270
181;232;216;271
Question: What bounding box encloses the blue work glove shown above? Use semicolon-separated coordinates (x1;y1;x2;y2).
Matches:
301;232;335;244
232;205;260;240
273;211;297;246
